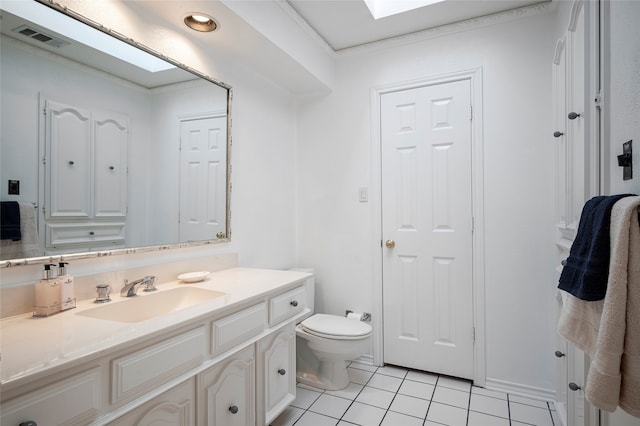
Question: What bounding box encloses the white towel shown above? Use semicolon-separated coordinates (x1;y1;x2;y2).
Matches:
0;202;42;260
584;196;640;417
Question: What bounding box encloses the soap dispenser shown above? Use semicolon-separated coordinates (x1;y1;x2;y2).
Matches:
58;262;75;311
34;264;60;317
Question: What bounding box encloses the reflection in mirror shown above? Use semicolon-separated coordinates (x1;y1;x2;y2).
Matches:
0;1;231;266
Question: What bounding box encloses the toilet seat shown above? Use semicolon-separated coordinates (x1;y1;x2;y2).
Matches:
300;314;372;340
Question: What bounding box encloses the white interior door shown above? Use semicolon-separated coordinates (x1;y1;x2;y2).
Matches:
179;116;227;242
381;79;475;380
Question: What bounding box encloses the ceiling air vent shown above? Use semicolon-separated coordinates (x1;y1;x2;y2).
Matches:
11;25;70;48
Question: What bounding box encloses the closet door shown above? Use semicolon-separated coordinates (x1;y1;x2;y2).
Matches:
46;100;92;219
93;112;128;218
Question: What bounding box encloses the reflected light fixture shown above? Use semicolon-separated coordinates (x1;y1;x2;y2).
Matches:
184;13;218;32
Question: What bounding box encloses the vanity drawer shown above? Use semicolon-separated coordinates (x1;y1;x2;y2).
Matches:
1;367;101;426
269;285;306;326
211;302;267;355
111;327;206;404
46;222;125;247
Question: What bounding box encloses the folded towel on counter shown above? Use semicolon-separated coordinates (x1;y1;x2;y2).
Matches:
0;201;22;240
558;194;634;301
583;196;640;416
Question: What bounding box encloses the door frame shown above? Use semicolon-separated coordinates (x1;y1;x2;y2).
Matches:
370;68;486;386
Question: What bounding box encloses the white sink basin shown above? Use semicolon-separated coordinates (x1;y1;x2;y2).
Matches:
76;287;225;323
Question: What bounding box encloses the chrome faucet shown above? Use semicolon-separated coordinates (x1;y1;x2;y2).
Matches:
120;276;156;297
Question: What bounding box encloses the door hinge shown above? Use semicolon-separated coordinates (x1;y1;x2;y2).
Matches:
472;327;476;343
470;105;473;121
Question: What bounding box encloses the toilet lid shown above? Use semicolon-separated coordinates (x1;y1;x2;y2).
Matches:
301;314;372;339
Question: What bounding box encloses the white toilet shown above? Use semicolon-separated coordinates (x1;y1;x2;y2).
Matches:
296;313;372;390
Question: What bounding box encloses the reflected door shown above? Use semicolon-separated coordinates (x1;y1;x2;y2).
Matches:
381;79;474;379
179;115;227;242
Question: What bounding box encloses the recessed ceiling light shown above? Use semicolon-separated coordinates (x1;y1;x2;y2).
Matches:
184;13;218;32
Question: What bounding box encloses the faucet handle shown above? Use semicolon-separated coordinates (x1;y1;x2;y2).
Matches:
143;276;158;292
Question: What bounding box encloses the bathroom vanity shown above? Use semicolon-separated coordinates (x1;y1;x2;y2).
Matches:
0;267;312;426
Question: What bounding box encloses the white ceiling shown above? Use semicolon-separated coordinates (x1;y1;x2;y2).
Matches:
286;0;550;51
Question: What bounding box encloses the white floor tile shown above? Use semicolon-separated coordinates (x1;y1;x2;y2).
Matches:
380;411;424;426
432;385;470;409
325;382;364;400
467;410;510;426
469;393;509;418
427;401;468;426
342;401;387;426
509;401;554;426
309;394;352;418
367;373;403;392
291;387;322;409
270;406;304;426
406;370;438;384
376;365;408;378
355;386;395;409
399;379;435;400
437;376;472;392
347;367;374;385
295;411;339;426
389;394;430;419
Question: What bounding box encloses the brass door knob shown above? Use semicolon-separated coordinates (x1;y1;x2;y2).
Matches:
385;240;395;248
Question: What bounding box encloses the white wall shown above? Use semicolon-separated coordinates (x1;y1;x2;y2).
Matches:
295;11;559;395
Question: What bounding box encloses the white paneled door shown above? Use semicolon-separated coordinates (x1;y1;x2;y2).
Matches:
381;79;475;380
179;115;227;242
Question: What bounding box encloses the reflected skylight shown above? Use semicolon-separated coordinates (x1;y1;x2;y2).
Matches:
364;0;446;19
1;1;175;73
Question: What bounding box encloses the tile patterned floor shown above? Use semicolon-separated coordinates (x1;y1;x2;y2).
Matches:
271;362;560;426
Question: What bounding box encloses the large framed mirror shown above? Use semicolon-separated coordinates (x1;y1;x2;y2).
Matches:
0;0;231;267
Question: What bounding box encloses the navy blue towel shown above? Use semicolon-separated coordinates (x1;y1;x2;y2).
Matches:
0;201;22;241
558;194;635;301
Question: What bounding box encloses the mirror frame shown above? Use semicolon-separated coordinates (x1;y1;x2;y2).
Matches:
0;0;232;269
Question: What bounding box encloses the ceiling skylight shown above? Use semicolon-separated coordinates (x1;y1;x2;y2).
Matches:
1;1;175;73
363;0;447;19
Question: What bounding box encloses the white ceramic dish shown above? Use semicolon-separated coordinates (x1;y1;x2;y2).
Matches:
177;271;210;283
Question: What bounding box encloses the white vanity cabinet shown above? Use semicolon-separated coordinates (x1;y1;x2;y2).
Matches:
107;378;195;426
197;345;256;426
0;270;313;426
257;323;297;426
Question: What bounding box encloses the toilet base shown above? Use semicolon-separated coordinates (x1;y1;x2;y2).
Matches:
296;359;350;391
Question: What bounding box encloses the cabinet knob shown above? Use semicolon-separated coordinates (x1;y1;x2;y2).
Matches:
278;368;286;376
109;166;115;170
19;422;37;426
290;300;298;307
554;351;565;358
68;160;75;165
89;231;95;236
568;112;581;120
553;131;564;138
569;382;581;391
229;405;239;414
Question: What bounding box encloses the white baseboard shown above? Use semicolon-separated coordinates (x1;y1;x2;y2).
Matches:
484;377;556;402
352;354;375;366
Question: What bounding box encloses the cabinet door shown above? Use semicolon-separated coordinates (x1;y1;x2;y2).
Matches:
257;324;296;426
46;100;91;219
94;112;128;218
108;377;195;426
198;345;255;426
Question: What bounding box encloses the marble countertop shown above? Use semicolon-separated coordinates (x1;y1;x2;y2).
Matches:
0;267;311;388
